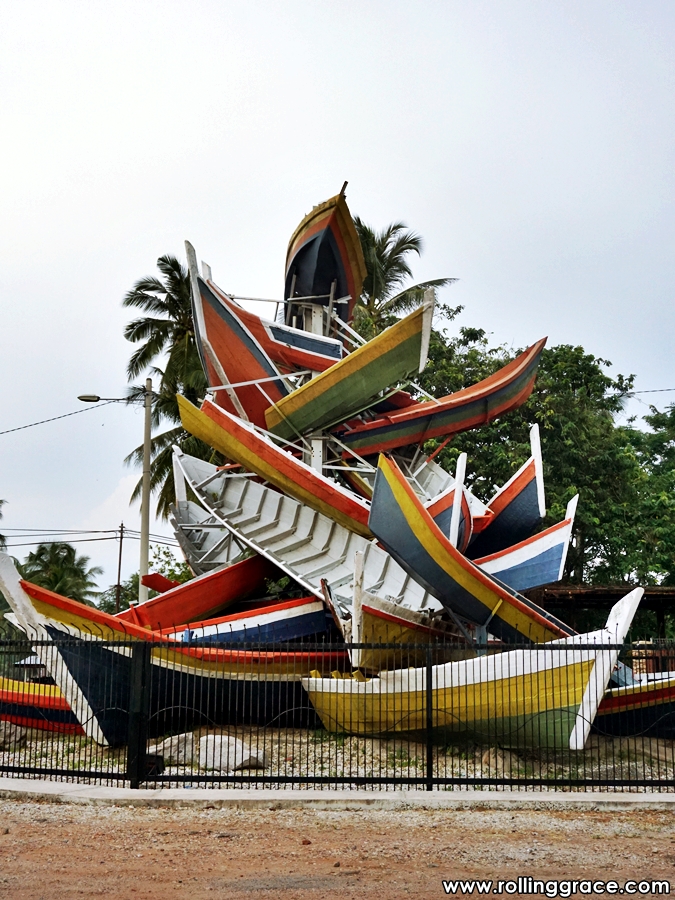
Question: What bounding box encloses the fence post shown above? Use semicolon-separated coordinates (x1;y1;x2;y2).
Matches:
126;641;151;789
426;644;433;792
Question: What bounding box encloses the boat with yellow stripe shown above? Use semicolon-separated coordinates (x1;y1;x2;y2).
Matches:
284;186;367;327
0;554;347;746
369;454;574;644
177;395;372;537
264;299;434;440
304;588;642;750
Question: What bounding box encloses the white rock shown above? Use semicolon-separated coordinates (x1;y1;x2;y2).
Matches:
0;721;27;750
147;732;195;765
198;734;268;771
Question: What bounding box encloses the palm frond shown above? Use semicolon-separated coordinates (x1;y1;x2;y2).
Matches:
379;278;459;315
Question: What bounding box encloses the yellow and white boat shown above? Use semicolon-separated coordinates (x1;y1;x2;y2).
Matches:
304;588;643;750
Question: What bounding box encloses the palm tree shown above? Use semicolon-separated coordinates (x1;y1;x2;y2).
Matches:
0;500;6;551
123;255;222;519
353;219;457;335
19;543;102;604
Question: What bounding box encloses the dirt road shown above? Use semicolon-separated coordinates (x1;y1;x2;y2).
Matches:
0;800;673;898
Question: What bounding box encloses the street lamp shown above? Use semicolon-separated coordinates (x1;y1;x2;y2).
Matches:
78;377;153;604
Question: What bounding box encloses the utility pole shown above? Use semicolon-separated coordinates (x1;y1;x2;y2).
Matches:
115;522;124;613
138;378;152;605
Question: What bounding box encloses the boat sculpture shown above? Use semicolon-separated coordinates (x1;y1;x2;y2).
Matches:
466;424;545;558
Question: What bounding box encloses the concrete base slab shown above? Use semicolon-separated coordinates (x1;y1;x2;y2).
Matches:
1;777;675;810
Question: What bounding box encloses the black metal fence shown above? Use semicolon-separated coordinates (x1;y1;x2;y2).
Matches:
2;635;675;791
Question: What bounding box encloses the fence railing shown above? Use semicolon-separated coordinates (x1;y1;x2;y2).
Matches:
1;636;675;791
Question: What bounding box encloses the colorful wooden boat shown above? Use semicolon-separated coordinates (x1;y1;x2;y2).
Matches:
285;186;367;326
264;299;435;440
206;278;343;374
594;672;675;739
303;588;642;749
0;554;348;746
186;241;289;427
116;554;277;631
162;596;329;645
368;454;573;643
474;495;578;593
336;338;547;458
0;676;84;735
467;425;545;559
177;396;372;537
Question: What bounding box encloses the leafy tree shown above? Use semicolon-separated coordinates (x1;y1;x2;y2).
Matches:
353;219;456;336
149;544;193;584
123;255;223;518
18;543;102;604
97;545;193;614
415;323;674;586
97;571;143;615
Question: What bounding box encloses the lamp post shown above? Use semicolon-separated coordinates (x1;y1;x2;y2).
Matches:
78;378;153;604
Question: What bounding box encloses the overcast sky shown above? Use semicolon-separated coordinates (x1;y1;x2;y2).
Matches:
1;1;673;586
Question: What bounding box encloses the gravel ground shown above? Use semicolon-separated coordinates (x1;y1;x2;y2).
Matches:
0;801;674;898
4;730;675;789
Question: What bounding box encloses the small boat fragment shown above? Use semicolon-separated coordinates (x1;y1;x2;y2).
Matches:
467;424;545;559
162;596;329;645
116;554;278;631
186;241;289;427
206;278;343;374
474;495;578;593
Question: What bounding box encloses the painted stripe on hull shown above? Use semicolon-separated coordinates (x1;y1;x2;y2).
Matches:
196;277;288;427
0;676;83;734
482;544;565;593
0;713;84;735
338;339;546;457
265;301;433;440
182;609;329;644
178;396;372;537
206;279;342;373
369;455;572;643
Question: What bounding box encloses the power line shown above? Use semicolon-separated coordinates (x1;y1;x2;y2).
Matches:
0;400;120;436
630;388;675;394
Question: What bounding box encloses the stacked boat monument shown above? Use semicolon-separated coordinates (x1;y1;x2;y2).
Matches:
2;187;672;752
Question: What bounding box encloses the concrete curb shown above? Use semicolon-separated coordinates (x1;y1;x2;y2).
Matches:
1;778;675;810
